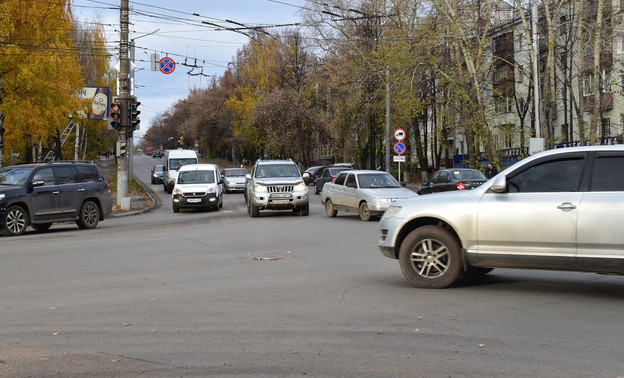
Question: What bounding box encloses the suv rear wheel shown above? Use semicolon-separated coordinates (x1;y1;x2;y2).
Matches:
76;200;100;229
2;205;29;236
398;226;462;288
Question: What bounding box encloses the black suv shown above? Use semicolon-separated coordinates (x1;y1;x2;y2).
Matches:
0;161;113;236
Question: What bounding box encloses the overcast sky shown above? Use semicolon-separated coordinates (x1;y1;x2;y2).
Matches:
71;0;307;139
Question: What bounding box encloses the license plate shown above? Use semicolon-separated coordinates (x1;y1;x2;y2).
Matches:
272;199;289;204
187;198;201;203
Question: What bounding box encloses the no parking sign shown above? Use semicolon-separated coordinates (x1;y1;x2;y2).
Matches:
159;57;176;74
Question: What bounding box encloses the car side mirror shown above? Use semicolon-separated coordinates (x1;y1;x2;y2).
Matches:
489;175;507;193
245;174;251;180
401;182;407;187
303;172;310;178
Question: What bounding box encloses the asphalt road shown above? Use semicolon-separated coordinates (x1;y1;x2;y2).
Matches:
1;155;624;377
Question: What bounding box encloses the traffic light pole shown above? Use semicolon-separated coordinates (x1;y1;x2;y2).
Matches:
117;0;131;209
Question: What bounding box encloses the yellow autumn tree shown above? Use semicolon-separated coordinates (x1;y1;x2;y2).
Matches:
0;0;85;164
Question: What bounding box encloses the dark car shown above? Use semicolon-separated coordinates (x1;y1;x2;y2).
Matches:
303;166;326;185
0;161;113;236
152;150;163;158
417;168;487;195
314;166;353;194
151;164;164;184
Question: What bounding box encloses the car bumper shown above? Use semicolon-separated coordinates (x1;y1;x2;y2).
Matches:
225;182;245;192
173;193;218;208
250;191;308;209
378;214;405;259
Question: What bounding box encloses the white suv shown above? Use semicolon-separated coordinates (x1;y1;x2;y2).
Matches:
245;159;309;217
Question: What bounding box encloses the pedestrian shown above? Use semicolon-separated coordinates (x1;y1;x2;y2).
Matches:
485;163;498;179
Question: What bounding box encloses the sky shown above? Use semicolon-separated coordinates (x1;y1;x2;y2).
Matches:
71;0;308;140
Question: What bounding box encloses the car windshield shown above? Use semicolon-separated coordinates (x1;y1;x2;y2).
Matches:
169;158;197;170
451;170;487;180
358;173;400;189
255;164;300;178
153;165;163;172
225;168;248;177
178;170;215;184
0;167;33;186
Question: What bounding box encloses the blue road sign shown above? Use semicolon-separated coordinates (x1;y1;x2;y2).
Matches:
393;142;406;155
160;57;176;74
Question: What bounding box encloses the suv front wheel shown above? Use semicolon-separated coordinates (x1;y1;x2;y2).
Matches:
2;205;29;236
76;200;100;229
398;226;462;289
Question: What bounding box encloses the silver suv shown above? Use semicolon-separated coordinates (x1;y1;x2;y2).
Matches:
245;159;309;217
379;145;624;288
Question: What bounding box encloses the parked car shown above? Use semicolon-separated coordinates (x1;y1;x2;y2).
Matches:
245;159;309;217
222;167;249;193
417;168;488;195
314;166;353;194
151;164;164;184
0;161;113;236
303;166;326;185
378;145;624;288
172;164;223;212
320;170;417;221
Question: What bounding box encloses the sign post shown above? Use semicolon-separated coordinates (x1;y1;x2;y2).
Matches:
393;129;407;182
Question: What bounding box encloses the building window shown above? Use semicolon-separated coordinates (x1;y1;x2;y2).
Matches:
584;73;594;96
616;34;624;54
495;95;513;113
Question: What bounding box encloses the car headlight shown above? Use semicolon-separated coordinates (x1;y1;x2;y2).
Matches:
173;187;182;197
208;187;215;193
254;183;267;192
294;182;306;191
383;206;402;219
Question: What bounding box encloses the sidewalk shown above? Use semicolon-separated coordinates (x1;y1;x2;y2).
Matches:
95;156;154;217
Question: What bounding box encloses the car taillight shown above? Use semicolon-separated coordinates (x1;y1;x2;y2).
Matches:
456;182;465;190
107;182;112;193
331;176;336;182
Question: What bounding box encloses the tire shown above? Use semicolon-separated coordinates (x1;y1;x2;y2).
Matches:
32;223;52;232
2;205;29;236
250;203;260;217
218;194;223;208
358;202;371;221
299;204;309;216
173;204;180;213
76;200;100;229
325;199;337;218
314;185;320;195
246;197;251;214
398;226;462;289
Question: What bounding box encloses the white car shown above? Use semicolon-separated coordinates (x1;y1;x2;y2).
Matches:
379;145;624;288
320;170;417;221
172;164;223;212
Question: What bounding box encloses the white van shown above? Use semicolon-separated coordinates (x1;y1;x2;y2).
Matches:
163;149;198;193
171;164;223;212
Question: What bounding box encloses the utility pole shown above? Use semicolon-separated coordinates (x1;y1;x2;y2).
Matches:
117;0;131;209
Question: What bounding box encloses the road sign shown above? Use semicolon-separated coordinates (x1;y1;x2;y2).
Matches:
393;155;406;162
159;57;176;74
394;128;406;141
393;142;406;155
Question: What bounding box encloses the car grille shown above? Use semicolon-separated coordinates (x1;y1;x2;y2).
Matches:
182;191;206;197
267;185;293;193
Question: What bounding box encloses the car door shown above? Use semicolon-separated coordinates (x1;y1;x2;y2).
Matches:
29;167;60;222
55;165;85;217
325;172;347;207
576;151;624;271
340;173;359;211
474;153;586;268
432;171;452;193
419;172;439;194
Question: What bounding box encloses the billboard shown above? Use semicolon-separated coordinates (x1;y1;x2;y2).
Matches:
77;86;110;121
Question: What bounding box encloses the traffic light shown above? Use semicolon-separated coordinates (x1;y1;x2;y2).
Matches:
117;140;127;158
108;96;121;130
130;97;141;130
